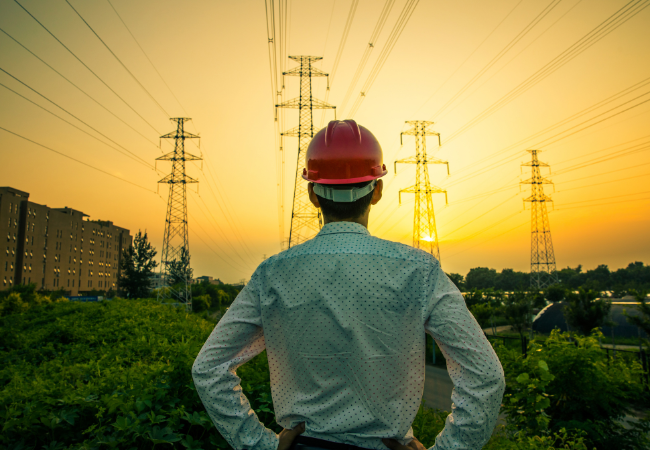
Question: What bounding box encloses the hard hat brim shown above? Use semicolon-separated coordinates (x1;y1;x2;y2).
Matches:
302;170;387;185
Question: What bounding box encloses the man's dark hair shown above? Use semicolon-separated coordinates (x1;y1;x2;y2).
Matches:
315;181;374;220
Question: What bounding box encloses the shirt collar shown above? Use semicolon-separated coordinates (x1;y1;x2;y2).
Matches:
316;221;371;237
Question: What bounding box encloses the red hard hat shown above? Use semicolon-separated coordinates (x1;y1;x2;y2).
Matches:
302;119;388;184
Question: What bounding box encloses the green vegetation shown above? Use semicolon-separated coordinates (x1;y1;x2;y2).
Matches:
119;230;158;299
1;296;648;449
447;261;650;292
564;289;612;336
496;330;649;450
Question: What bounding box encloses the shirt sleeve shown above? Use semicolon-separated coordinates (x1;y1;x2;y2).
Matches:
192;267;279;450
422;263;505;450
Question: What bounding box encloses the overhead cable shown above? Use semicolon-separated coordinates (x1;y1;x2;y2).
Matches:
409;0;525;119
431;0;562;120
105;0;189;116
346;0;420;118
0;27;160;149
64;0;170;118
0;66;155;169
13;0;163;135
0;81;156;170
443;0;650;144
337;0;396;114
449;75;650;178
0;126;156;193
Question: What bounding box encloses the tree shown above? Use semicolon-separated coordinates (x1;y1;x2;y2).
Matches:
564;288;612;336
167;247;193;286
469;303;492;329
446;273;465;291
495;268;529;291
503;291;545;340
544;284;566;303
465;267;497;290
119;230;158;299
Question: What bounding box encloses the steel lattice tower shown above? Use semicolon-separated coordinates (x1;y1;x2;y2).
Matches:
276;56;335;248
156;118;201;310
521;149;558;289
396;121;449;262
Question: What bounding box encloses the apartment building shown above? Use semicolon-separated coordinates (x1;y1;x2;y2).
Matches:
0;186;132;295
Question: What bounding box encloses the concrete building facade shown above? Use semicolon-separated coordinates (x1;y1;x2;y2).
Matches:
1;187;132;295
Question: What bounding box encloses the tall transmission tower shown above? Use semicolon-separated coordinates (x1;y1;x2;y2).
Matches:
276;56;335;248
396;121;449;262
156;118;201;310
521;149;559;289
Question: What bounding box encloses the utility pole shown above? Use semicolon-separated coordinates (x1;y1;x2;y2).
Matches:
276;56;335;248
396;121;448;262
156;118;201;311
521;149;558;289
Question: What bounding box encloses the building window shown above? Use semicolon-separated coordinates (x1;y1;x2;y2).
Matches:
3;277;5;286
67;279;70;287
72;279;75;287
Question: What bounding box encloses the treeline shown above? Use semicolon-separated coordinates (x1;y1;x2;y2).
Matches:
447;261;650;292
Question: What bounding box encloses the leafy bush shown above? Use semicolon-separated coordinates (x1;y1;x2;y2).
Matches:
496;329;649;449
564;289;611;336
192;295;212;313
0;298;273;449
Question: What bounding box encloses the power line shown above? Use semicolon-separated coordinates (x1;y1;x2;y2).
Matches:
0;27;160;149
105;0;189;116
449;75;650;178
337;0;396;115
434;0;585;123
556;171;649;193
193;192;259;269
320;0;360;115
431;0;562;120
197;153;261;264
554;196;650;211
187;221;253;277
13;0;164;135
0;66;155;169
442;89;650;190
0;81;156;170
0;126;156;193
557;190;650;205
64;0;170;118
189;195;257;273
443;0;650;144
321;0;338;56
409;0;524;119
346;0;420;118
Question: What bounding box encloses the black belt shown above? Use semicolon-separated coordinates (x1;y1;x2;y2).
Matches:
290;436;373;450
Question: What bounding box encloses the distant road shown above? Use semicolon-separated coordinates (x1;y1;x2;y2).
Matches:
422;365;453;411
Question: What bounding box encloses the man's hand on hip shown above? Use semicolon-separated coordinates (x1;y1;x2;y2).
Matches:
382;437;427;450
277;422;305;450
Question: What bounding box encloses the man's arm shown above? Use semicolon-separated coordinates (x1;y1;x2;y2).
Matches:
422;263;506;450
192;270;279;450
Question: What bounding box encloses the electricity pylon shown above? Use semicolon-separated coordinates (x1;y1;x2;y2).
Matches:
276;56;335;248
521;149;558;289
396;121;449;262
156;118;201;310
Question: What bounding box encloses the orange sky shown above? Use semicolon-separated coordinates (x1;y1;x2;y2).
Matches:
1;0;649;283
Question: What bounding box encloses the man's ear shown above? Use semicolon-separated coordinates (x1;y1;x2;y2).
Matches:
370;179;383;205
308;183;321;208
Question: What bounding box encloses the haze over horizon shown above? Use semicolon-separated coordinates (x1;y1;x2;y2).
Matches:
1;0;649;283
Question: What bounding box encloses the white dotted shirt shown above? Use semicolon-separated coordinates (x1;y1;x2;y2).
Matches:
193;222;505;450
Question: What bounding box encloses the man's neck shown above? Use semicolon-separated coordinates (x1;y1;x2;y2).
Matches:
322;213;369;229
